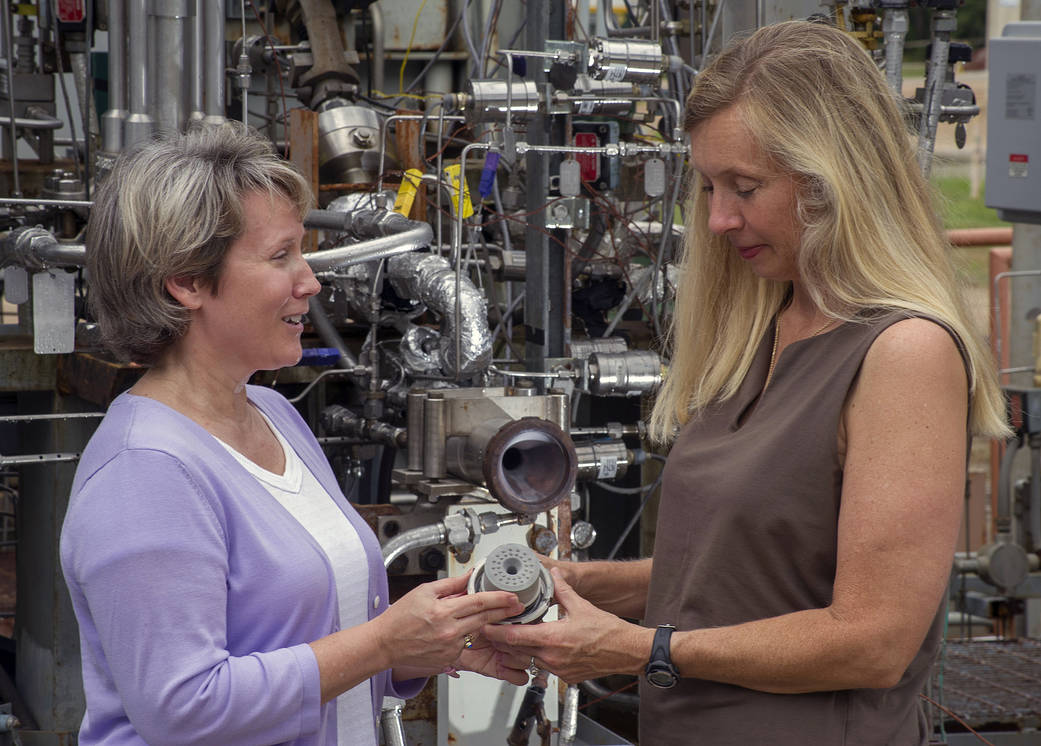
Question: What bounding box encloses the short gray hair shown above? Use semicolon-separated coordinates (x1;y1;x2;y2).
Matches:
86;123;313;364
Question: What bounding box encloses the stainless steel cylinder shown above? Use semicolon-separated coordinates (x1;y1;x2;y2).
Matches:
422;394;446;479
151;0;192;135
465;79;540;123
406;389;426;472
589;350;662;396
202;0;226;124
101;0;127;153
124;0;153;145
447;417;577;514
570;75;635;116
317;104;381;183
575;440;630;481
587;38;665;85
188;0;204;122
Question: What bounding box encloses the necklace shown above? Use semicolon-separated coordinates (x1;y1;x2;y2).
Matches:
765;313;834;387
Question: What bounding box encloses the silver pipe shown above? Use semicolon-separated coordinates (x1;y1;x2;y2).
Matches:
997;436;1020;534
0;452;81;466
0;197;93;208
189;0;205;122
379;700;407;746
559;684;580;745
307;296;358;368
882;9;908;96
125;0;153;145
305;224;432;272
455;143;491;377
423;394;446;478
203;0;226;124
2;8;21;196
368;2;385;94
381;522;448;567
407;390;426;471
102;0;128;152
152;0;191;134
0;114;63;130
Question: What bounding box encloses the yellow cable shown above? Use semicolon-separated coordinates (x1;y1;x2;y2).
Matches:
399;0;431;94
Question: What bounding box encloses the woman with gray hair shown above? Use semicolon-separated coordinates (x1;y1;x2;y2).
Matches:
60;124;527;746
486;20;1010;744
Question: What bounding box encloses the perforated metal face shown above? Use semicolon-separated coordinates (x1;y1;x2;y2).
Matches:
481;543;542;605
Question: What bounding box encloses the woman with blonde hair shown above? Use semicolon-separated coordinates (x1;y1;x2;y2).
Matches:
486;20;1008;744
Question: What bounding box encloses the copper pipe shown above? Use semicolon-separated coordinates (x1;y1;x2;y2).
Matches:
947;227;1013;247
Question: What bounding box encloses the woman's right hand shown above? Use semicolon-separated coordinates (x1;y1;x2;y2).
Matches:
375;572;524;672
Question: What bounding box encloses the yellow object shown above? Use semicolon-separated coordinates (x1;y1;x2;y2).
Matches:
393;169;424;217
443;163;474;219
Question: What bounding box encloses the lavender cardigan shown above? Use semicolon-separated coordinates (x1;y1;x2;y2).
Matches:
60;385;424;745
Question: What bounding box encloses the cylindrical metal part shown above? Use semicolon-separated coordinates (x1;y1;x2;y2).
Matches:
380;701;407;746
101;0;128;153
203;0;226;124
446;417;577;514
589;350;662;396
559;685;580;745
188;0;205;122
1;6;20;195
406;390;426;471
317;104;381;183
570;76;635;116
547;389;569;429
478;543;543;607
125;0;153;145
465;80;541;123
368;2;385;95
151;0;192;135
575;440;630;481
588;38;666;85
422;394;447;479
468;543;555;624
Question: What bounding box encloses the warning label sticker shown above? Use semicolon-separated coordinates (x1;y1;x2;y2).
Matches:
1006;73;1036;120
1010;153;1029;179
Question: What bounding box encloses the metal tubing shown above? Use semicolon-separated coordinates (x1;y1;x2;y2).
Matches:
189;0;205;121
558;685;580;745
0;114;63;130
0;197;93;208
203;0;226;124
368;2;385;94
304;224;432;272
306;296;357;368
422;394;447;478
2;8;21;196
381;522;448;567
102;0;128;152
407;390;426;471
997;436;1021;534
380;700;407;746
152;0;192;134
125;0;153;145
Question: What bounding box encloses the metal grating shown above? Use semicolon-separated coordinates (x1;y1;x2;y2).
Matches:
932;639;1041;731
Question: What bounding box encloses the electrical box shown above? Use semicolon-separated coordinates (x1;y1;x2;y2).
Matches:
985;22;1041;224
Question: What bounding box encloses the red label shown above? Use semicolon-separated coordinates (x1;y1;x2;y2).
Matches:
1010;154;1029;163
57;0;86;23
574;132;600;181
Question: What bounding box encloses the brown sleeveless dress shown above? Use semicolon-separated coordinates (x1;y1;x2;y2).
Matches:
641;311;962;745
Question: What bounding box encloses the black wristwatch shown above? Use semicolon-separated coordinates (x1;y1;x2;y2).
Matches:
644;624;680;688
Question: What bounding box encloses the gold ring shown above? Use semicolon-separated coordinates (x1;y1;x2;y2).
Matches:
463;634;474;649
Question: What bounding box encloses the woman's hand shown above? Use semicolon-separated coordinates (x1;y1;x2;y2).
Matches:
483;568;653;685
376;572;524;673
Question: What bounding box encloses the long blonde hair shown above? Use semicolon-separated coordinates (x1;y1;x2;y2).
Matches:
649;20;1009;443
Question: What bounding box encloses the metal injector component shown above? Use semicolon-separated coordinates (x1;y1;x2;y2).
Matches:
467;542;555;624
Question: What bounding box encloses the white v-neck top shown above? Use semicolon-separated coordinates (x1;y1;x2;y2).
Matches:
216;410;375;746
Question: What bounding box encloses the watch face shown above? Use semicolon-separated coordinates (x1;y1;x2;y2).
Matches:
647;669;677;688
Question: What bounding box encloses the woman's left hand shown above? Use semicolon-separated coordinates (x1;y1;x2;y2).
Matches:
453;633;530;686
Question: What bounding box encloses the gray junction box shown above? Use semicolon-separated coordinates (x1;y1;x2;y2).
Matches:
985;22;1041;224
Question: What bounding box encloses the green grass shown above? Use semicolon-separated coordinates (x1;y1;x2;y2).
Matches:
933;176;1006;231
